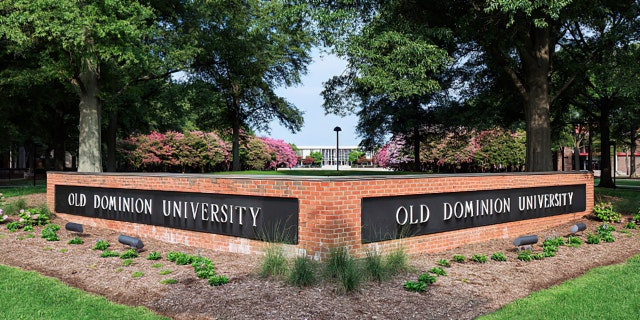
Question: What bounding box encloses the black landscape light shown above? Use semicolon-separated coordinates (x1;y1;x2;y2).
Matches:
570;222;587;234
118;235;144;250
333;126;341;171
65;222;84;234
513;235;538;251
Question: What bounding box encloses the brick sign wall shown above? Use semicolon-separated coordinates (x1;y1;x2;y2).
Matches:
47;172;594;260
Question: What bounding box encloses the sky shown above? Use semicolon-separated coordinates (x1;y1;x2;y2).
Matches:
255;52;361;147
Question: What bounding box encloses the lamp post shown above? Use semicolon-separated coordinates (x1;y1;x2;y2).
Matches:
333;126;341;171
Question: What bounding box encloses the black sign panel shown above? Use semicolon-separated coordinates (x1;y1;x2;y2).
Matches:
362;184;587;243
55;185;299;244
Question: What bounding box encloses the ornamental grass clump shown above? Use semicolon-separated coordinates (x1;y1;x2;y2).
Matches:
289;256;316;287
324;247;361;294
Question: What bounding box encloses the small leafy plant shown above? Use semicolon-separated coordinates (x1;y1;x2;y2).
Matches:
517;250;533;262
429;267;447;276
160;279;178;285
93;240;110;251
567;236;582;247
41;224;60;241
6;221;22;232
100;250;120;258
159;270;172;275
131;271;144;278
121;259;135;267
146;251;162;260
404;281;427;292
586;232;601;244
68;236;84;245
593;202;621;223
120;249;139;259
490;252;507;262
625;221;637;229
437;259;451;267
418;273;437;285
452;255;465;263
208;275;229;286
470;254;487;263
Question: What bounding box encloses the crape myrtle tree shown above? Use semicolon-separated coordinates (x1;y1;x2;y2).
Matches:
187;0;314;171
0;0;186;172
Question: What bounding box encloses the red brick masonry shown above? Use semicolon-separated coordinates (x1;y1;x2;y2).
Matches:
47;171;594;260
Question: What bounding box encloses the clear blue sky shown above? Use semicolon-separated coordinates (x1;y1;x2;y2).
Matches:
256;52;361;147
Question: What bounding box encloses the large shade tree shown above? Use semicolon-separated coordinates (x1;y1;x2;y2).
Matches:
0;0;172;172
188;0;314;171
317;0;639;172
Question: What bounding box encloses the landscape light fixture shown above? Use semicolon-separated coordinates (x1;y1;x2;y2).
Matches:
570;222;587;235
118;234;144;250
64;222;83;234
333;126;342;171
513;235;538;251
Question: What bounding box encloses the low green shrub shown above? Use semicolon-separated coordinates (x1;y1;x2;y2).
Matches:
567;235;582;247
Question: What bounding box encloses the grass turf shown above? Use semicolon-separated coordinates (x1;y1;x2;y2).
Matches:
0;264;168;320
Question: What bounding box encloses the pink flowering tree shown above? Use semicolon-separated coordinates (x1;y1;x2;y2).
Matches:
259;137;298;169
117;130;230;172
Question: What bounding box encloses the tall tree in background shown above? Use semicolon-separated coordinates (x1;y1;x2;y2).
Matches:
317;0;639;172
554;3;640;186
188;0;314;171
321;1;453;171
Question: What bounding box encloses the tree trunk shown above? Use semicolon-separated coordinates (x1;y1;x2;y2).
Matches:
52;106;67;171
231;92;241;171
77;64;103;173
598;100;614;188
631;131;638;178
413;125;420;172
522;27;553;172
105;109;118;172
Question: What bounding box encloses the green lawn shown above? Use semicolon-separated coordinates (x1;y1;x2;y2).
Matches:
0;180;46;197
478;254;640;320
215;169;408;176
0;264;168;320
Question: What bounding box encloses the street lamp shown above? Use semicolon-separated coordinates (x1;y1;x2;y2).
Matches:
333;126;341;171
